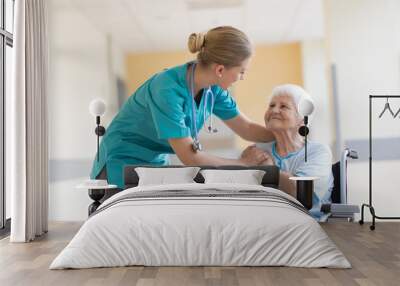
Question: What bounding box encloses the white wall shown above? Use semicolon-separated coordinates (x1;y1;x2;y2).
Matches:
48;0;125;221
326;0;400;221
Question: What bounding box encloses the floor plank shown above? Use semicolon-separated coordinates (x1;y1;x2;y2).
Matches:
0;221;399;286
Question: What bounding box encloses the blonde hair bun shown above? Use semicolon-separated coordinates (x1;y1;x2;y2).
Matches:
188;32;206;53
188;26;252;67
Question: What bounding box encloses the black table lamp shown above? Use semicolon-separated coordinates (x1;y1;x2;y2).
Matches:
89;99;106;162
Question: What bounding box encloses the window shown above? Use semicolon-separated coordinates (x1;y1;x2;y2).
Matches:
0;0;14;235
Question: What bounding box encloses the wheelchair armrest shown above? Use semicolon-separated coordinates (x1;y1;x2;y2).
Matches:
347;149;358;159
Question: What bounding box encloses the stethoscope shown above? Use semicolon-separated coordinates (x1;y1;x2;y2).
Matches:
189;62;218;152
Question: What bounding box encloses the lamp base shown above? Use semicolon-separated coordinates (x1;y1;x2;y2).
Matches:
88;189;105;216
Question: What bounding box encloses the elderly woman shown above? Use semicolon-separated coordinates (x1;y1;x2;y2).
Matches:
251;84;333;221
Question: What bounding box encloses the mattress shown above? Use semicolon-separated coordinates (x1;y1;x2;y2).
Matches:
50;183;350;269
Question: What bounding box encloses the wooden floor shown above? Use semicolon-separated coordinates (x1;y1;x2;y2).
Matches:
0;221;399;286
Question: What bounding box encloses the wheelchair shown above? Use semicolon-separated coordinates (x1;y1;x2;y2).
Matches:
321;148;360;221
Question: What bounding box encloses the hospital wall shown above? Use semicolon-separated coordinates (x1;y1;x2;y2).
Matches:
47;0;125;221
326;0;400;221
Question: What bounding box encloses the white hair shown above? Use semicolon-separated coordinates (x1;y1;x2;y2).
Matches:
270;84;315;119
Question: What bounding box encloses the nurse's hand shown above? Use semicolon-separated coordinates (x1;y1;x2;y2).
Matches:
240;145;270;166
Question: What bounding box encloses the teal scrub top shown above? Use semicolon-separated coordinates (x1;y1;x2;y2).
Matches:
90;62;240;188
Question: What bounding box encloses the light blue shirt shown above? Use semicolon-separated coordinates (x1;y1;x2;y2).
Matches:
257;141;334;221
90;62;240;188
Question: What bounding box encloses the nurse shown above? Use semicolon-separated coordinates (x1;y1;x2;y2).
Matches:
90;26;274;189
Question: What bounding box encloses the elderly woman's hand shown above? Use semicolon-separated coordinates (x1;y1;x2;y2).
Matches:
240;145;270;166
259;151;275;166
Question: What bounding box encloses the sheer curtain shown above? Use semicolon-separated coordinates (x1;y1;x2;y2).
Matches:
9;0;49;242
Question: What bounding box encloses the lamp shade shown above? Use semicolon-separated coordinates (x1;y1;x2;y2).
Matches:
298;98;314;117
89;99;106;117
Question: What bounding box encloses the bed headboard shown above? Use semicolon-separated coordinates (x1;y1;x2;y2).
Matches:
123;165;280;189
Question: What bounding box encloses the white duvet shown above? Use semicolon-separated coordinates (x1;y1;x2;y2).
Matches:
50;183;350;269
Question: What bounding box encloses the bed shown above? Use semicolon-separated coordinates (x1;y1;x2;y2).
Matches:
50;165;350;269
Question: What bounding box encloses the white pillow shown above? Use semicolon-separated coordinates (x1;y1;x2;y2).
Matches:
200;169;266;185
135;167;200;186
